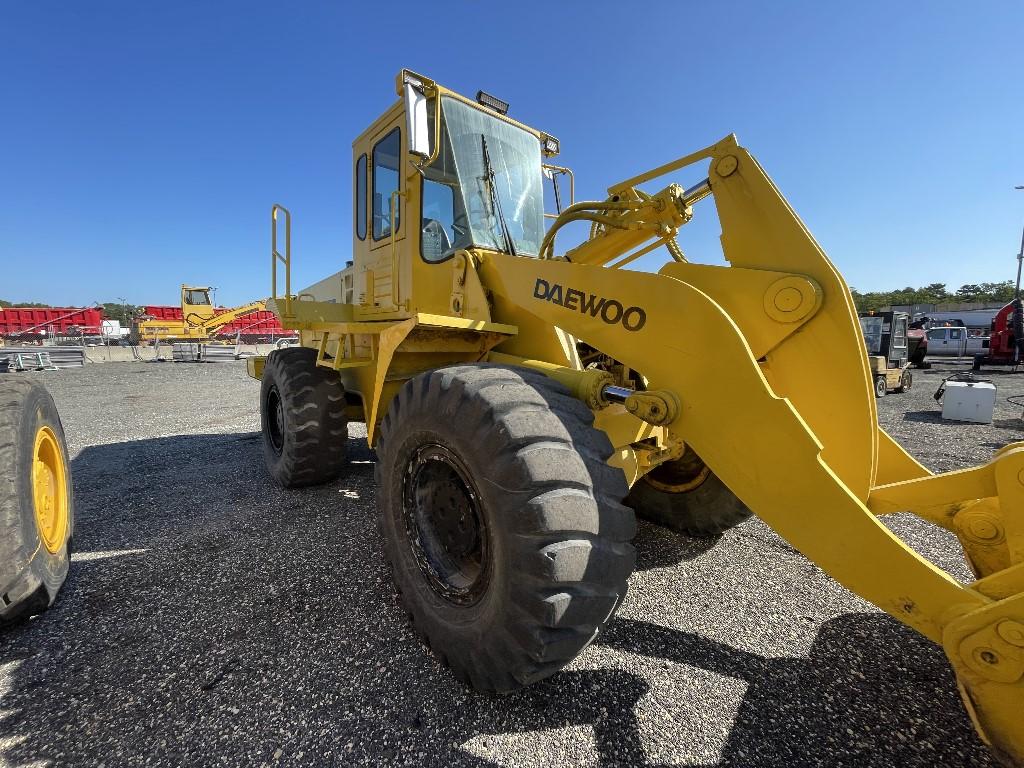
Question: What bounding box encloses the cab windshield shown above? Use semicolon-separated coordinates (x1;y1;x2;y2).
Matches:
859;316;883;355
420;97;544;261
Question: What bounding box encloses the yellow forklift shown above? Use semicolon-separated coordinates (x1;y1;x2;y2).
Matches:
859;311;913;396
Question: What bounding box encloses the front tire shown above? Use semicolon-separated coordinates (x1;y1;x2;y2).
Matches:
895;369;912;393
626;448;752;538
0;379;74;627
260;346;348;488
376;365;636;692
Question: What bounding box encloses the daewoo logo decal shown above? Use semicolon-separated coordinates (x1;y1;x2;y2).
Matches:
533;278;647;332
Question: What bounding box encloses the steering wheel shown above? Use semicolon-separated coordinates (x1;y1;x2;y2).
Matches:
422;218;453;256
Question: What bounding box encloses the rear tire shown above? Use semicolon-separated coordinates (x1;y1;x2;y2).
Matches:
627;448;752;538
909;344;927;367
1013;298;1024;358
376;364;636;692
874;376;887;398
0;379;74;627
260;347;348;488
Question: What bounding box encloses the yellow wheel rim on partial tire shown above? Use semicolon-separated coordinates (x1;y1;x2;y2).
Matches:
32;425;69;554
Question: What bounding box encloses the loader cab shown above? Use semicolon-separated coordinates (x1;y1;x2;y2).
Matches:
347;70;557;321
858;311;912;396
180;285;216;324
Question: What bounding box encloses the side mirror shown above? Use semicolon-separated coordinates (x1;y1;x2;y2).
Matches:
405;81;432;158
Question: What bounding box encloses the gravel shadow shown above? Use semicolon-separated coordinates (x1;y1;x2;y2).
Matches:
0;431;994;767
902;410;945;424
631;520;722;570
597;615;993;767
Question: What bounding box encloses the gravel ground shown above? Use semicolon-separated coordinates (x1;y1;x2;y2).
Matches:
1;358;1020;767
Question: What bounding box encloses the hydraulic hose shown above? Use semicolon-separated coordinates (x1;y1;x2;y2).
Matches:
666;237;686;262
539;199;651;260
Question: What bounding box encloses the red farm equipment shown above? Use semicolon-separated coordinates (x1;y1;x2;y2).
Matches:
0;307;103;342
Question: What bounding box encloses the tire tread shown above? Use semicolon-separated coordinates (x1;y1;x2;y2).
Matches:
260;347;348;488
376;364;636;692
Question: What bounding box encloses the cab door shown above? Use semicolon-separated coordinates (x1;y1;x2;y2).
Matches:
358;117;409;317
948;327;966;356
927;328;949;355
891;315;908;366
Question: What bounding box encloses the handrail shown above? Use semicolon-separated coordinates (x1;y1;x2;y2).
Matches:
271;204;293;319
389;190;404;308
543;163;575;220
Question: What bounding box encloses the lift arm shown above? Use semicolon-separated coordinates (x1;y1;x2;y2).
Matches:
477;135;1024;765
194;300;267;334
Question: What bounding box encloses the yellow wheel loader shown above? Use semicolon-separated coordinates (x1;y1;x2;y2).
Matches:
135;284;266;343
248;70;1024;765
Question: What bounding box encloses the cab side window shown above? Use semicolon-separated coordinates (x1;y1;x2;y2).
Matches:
421;178;457;262
355;154;367;240
372;129;401;240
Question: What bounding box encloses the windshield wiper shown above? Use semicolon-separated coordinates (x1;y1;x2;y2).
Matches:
480;135;518;257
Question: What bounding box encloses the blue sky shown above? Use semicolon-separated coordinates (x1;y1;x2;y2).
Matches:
2;2;1022;306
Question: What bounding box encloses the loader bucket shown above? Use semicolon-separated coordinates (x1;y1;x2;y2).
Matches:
478;135;1024;765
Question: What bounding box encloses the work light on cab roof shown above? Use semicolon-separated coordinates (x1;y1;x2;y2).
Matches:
475;90;509;116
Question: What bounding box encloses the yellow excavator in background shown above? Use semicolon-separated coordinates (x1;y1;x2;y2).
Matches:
135;285;265;343
246;70;1024;765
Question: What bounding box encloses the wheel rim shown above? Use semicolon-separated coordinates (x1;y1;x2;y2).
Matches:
402;443;490;606
32;425;69;554
644;448;711;494
266;386;285;455
876;378;886;396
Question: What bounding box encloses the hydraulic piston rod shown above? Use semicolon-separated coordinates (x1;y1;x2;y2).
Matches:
601;385;633;404
681;178;712;207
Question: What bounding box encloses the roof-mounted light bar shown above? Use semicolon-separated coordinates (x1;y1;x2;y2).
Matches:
476;90;509;116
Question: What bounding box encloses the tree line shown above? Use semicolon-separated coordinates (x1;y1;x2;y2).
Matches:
0;300;50;308
851;281;1015;312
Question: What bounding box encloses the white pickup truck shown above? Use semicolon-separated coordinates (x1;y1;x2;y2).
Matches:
925;326;989;357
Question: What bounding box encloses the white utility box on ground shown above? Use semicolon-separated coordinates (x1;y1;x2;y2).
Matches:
942;380;996;424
